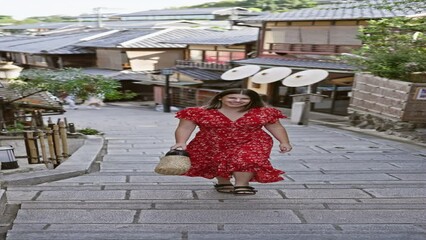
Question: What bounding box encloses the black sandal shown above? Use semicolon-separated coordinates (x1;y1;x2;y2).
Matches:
214;183;234;193
233;186;257;195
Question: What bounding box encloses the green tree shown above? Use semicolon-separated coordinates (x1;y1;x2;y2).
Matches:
9;68;136;101
346;17;426;81
0;15;17;24
183;0;316;12
347;0;425;12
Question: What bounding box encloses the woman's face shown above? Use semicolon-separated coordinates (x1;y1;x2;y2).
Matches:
220;94;251;108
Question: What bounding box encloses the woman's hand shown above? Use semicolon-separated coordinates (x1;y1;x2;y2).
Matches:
171;143;187;150
279;142;292;153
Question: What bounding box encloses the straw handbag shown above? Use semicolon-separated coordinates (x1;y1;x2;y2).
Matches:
154;149;191;175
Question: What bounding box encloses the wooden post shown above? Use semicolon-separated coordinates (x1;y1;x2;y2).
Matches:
52;124;63;164
23;131;40;164
58;121;69;158
37;130;54;169
64;117;68;131
46;128;58;166
35;110;44;128
30;111;38;130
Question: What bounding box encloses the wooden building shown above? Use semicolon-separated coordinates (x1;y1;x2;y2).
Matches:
234;2;422;115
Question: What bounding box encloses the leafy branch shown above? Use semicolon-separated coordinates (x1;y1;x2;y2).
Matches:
9;68;137;101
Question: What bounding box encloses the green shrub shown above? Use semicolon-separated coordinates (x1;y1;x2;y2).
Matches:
77;128;101;135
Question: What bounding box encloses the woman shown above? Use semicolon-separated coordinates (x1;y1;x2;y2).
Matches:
172;89;292;195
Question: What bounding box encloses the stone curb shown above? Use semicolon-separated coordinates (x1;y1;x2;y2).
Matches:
0;136;104;237
310;119;426;148
0;136;104;188
0;189;6;215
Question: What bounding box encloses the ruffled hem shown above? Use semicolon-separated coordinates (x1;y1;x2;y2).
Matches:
183;169;285;183
252;169;285;183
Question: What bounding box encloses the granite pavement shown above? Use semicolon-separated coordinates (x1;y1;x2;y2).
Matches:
1;102;425;240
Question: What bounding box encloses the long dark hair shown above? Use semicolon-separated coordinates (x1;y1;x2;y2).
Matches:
205;88;265;111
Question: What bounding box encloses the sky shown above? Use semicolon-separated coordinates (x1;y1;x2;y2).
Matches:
1;0;223;20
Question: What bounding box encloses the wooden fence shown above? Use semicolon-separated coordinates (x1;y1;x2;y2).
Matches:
23;119;69;169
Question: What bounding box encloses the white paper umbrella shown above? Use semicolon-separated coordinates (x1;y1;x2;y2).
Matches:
251;67;292;84
221;65;261;81
282;69;329;87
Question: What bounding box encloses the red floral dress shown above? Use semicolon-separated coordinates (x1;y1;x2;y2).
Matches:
175;107;286;183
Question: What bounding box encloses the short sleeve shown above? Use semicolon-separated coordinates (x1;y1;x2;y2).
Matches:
175;107;204;123
263;107;287;124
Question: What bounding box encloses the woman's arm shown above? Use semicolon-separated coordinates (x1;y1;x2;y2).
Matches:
171;119;197;150
264;121;292;153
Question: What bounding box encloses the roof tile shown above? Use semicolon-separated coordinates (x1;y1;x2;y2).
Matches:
232;57;356;71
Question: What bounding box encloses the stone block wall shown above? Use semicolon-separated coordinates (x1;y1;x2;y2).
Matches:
348;73;426;143
349;73;426;122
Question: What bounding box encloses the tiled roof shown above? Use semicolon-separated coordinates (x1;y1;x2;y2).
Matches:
239;1;424;21
164;28;258;45
46;46;94;54
172;67;243;88
116;7;250;17
0;20;231;31
0;21;159;30
0;88;63;111
75;30;157;48
81;68;123;77
232;57;356;72
0;22;84;30
173;68;223;81
0;35;33;43
73;29;218;49
112;71;151;81
119;29;217;48
0;30;108;54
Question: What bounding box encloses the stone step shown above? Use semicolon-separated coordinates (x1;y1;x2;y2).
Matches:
0;190;6;215
7;225;426;237
8;223;426;233
6;186;426;202
10;208;426;225
6;229;426;240
7;182;426;191
16;200;426;210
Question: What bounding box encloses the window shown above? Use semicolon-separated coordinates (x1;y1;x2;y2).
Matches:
204;51;245;63
205;51;218;63
190;50;203;61
218;52;231;64
231;52;245;60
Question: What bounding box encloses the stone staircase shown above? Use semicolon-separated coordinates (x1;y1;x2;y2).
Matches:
3;111;426;239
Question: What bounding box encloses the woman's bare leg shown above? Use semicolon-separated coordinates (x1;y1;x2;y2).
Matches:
214;176;234;193
233;172;254;186
233;172;257;194
216;176;232;185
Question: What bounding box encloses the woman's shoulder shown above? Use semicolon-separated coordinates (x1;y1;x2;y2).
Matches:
176;107;207;120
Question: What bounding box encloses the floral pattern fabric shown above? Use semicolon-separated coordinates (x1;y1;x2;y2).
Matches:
175;107;287;183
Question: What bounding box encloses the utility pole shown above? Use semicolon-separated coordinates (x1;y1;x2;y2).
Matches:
93;7;103;28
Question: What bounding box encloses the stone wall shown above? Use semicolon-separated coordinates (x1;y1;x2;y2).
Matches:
349;73;426;122
348;73;426;143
